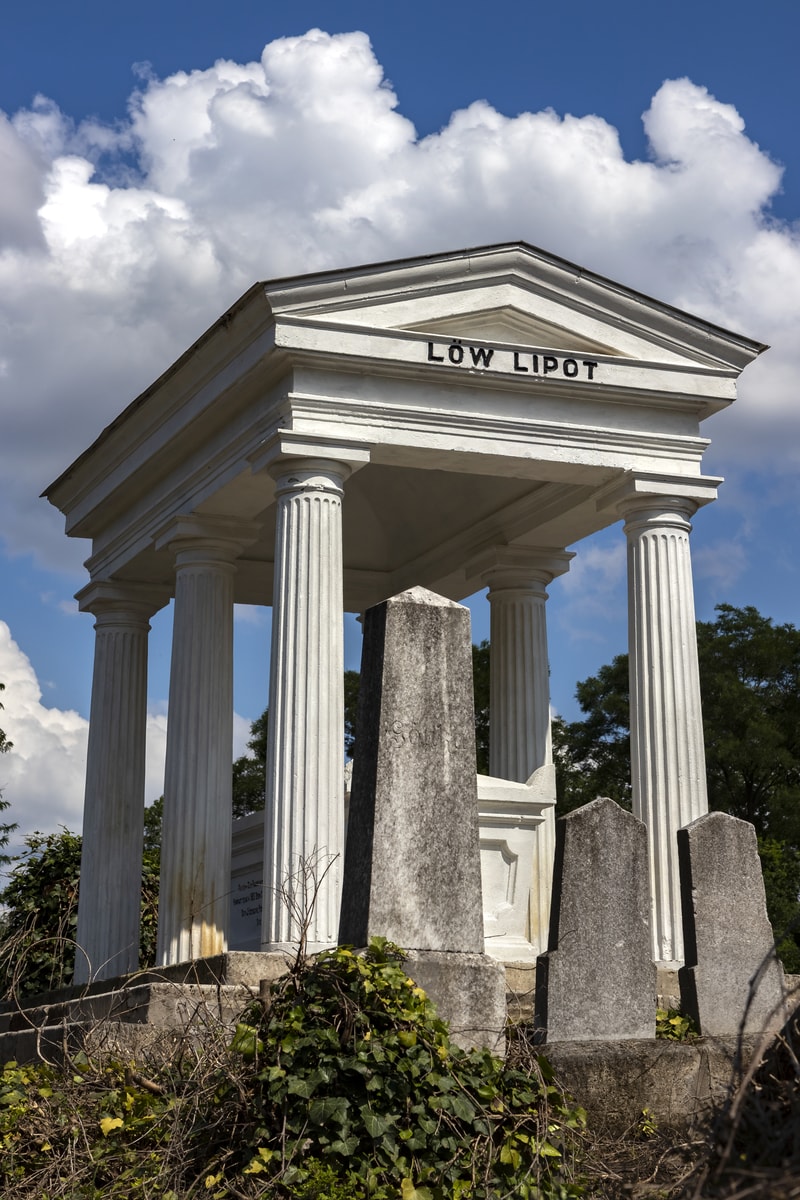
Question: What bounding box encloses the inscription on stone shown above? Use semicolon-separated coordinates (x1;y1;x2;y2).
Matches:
232;877;263;924
426;339;599;380
385;718;473;752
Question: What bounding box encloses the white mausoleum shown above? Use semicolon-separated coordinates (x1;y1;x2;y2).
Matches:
44;242;764;981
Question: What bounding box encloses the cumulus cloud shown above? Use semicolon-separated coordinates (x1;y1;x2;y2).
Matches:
556;539;628;640
0;621;88;840
0;622;253;844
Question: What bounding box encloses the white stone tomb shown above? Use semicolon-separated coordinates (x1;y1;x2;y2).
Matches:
43;242;765;980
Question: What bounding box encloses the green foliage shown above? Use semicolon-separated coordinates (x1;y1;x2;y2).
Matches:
697;604;800;840
0;1052;175;1197
219;937;585;1198
0;828;82;997
0;683;17;866
0;801;162;1000
552;655;631;814
472;641;490;774
231;708;269;818
757;836;800;974
655;1008;698;1042
0;940;585;1198
553;606;800;968
636;1108;658;1138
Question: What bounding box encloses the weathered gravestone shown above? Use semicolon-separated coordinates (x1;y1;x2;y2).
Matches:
678;811;786;1036
535;797;656;1041
338;585;506;1052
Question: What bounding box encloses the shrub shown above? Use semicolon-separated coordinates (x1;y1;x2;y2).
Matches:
0;939;586;1198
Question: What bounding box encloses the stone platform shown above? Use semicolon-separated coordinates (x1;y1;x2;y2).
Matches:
2;956;795;1137
0;952;291;1064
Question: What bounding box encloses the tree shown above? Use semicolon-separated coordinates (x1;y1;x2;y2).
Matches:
473;640;490;774
0;682;18;865
698;604;800;840
552;655;631;813
0;800;162;999
554;605;800;969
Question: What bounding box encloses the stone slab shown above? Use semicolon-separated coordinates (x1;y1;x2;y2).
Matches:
339;586;484;952
542;1035;764;1134
535;797;656;1041
678;811;786;1036
404;950;507;1055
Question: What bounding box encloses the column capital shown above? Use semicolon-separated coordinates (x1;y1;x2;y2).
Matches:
598;472;721;523
267;458;353;499
154;514;262;565
76;580;170;621
469;546;574;592
249;433;370;479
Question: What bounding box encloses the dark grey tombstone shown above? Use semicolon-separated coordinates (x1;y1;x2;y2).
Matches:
339;585;505;1052
678;811;785;1036
535;797;656;1041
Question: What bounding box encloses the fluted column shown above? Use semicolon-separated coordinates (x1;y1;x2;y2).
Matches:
262;459;350;951
479;547;572;954
622;497;709;965
74;582;167;984
156;517;256;966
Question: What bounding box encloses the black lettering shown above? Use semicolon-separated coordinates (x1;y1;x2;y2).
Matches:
513;351;529;373
543;355;558;374
582;360;598;380
447;340;464;365
427;342;444;362
562;358;578;378
469;345;494;368
532;354;539;374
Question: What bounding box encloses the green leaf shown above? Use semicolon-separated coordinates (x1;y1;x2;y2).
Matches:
287;1076;315;1099
329;1135;360;1155
309;1096;350;1126
360;1106;392;1139
229;1023;263;1059
449;1093;476;1122
401;1179;434;1200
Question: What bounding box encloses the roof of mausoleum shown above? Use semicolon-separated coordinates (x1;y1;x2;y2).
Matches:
43;241;767;610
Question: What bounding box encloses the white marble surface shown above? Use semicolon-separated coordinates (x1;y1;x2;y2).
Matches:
74;584;162;983
261;460;349;952
620;492;711;964
156;522;242;966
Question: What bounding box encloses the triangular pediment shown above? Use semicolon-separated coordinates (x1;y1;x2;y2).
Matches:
265;242;766;373
402;305;620;357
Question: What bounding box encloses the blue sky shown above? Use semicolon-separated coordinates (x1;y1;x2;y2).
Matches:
1;1;799;842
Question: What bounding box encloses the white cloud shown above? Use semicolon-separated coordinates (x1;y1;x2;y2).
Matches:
558;540;627;623
692;538;749;592
0;622;253;848
0;621;87;840
0;31;798;578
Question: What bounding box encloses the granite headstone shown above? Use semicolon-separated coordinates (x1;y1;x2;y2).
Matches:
535;796;656;1041
678;811;785;1036
339;585;506;1051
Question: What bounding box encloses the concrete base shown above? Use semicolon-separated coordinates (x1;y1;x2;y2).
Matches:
403;949;507;1056
504;960;538;1022
542;1036;763;1134
0;949;509;1063
0;952;293;1065
657;966;682;1011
